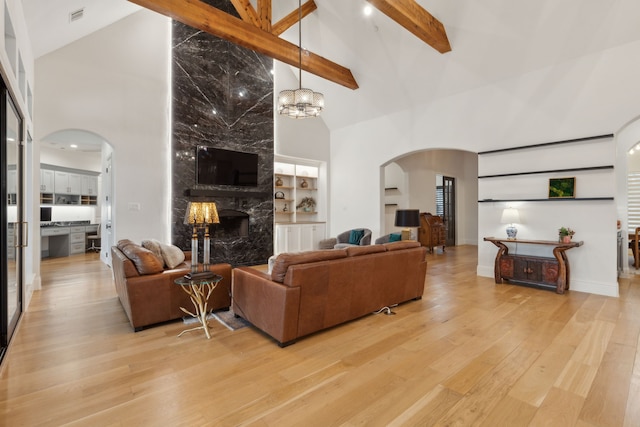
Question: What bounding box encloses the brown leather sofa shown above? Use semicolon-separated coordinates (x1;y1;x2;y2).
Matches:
111;240;232;331
232;241;427;346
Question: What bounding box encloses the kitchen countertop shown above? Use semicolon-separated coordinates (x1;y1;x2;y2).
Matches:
40;221;92;228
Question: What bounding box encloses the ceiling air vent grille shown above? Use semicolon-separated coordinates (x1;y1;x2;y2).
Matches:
69;8;84;23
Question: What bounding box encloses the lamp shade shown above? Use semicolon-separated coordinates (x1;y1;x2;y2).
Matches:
500;208;520;224
395;209;420;227
201;202;220;224
184;201;221;225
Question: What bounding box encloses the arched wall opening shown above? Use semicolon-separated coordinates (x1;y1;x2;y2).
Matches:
39;128;114;266
379;149;479;246
615;114;640;274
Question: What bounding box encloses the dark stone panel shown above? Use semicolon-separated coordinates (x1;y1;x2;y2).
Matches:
171;15;274;267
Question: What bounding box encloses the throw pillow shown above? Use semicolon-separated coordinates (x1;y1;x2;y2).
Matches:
119;242;164;275
348;229;365;245
160;243;186;269
389;233;402;242
141;239;163;261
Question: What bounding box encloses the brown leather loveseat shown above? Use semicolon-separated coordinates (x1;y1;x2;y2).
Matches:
232;241;427;346
111;239;232;331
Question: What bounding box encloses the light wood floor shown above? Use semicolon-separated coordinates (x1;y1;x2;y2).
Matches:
1;246;639;426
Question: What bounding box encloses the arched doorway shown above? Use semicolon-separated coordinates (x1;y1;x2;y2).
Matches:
39;129;113;265
380;149;479;248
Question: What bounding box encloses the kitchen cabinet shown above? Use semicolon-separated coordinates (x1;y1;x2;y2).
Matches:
40;169;55;193
54;171;82;195
81;175;98;195
69;226;87;254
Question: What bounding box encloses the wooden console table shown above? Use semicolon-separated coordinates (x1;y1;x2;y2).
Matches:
484;237;583;294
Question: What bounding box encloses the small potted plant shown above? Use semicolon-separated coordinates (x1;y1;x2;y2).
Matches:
558;227;575;243
296;197;316;212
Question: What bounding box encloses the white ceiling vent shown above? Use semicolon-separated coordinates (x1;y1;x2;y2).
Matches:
69;8;85;23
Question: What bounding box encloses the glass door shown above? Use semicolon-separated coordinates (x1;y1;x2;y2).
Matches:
1;87;23;360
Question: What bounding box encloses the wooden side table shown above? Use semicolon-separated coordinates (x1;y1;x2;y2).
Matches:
174;274;223;339
483;237;583;294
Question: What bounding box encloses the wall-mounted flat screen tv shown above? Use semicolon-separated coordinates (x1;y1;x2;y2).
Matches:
196;146;259;187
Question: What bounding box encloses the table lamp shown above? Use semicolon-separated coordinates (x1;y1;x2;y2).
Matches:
501;207;520;240
184;201;221;276
395;209;420;240
185;201;205;273
200;202;220;270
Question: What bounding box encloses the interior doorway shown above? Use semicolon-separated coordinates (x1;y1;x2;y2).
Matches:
437;175;456;247
1;83;24;362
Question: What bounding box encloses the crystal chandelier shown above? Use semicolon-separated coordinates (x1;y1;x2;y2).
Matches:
277;0;324;119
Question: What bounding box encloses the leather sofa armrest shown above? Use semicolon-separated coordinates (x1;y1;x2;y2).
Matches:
232;267;301;346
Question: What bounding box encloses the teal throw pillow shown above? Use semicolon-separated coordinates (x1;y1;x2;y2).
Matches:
349;229;365;245
389;233;402;242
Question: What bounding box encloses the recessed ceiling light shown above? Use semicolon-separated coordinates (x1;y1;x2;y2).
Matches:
364;5;373;16
70;144;78;149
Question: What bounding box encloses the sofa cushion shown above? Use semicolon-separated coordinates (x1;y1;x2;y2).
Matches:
383;241;421;251
389;233;402;242
141;239;164;261
271;249;348;283
346;245;386;257
118;240;164;275
349;229;365;245
160;243;186;269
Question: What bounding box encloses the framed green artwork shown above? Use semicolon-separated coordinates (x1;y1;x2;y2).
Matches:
548;177;575;199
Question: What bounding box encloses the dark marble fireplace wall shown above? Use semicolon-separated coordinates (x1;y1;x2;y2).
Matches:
171;1;274;267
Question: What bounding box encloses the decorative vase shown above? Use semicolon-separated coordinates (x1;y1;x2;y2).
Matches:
561;235;571;243
275;176;283;187
300;178;308;188
283;204;288;212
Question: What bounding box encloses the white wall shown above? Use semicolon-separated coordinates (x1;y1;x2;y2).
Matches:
40;146;101;172
274;60;331;162
330;38;640;297
34;10;171;251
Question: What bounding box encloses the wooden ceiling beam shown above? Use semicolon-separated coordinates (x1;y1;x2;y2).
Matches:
272;0;317;37
258;0;272;32
229;0;259;28
367;0;451;53
130;0;358;89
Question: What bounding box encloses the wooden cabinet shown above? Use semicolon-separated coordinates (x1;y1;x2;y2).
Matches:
484;237;583;294
500;255;559;287
418;212;446;253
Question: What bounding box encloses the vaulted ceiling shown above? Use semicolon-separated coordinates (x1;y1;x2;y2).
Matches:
21;0;640;132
